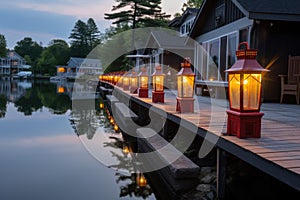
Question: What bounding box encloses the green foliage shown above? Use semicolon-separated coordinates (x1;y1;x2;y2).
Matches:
14;37;43;67
105;0;170;29
69;18;102;58
14;82;71;116
37;48;57;75
47;39;70;65
182;0;204;12
0;34;7;57
0;94;7;118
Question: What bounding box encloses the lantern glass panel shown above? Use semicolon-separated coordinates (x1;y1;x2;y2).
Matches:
243;74;261;110
229;74;240;110
153;76;164;91
131;76;138;87
123;77;129;86
183;75;195;97
140;76;148;89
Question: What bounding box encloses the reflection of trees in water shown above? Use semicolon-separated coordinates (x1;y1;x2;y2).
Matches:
0;95;7;118
70;99;112;140
14;87;43;115
13;81;71;116
70;108;99;140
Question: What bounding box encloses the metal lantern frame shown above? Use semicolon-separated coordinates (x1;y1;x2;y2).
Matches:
152;65;165;103
226;42;269;138
122;72;130;91
176;57;196;113
138;67;149;98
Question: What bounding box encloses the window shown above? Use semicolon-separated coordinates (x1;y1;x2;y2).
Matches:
197;32;238;82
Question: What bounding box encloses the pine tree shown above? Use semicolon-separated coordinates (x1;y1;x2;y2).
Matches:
104;0;170;29
0;34;7;57
87;18;101;48
69;19;102;57
181;0;204;12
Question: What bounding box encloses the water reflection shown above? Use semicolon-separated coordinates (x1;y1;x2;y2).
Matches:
0;79;72;116
0;79;155;199
74;102;154;199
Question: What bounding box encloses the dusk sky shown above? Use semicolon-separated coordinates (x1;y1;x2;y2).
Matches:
0;0;185;49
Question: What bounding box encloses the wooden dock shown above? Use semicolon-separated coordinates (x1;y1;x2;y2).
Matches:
101;82;300;193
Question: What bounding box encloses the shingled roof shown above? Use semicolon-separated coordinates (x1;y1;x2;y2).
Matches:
233;0;300;21
146;30;193;50
189;0;300;39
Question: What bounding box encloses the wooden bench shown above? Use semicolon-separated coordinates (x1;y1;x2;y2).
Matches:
195;80;228;99
136;128;200;192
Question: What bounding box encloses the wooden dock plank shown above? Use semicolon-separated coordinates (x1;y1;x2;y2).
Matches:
103;84;300;191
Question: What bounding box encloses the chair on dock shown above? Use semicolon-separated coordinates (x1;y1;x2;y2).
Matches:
279;55;300;104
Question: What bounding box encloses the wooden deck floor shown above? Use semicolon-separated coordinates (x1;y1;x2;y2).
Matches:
110;86;300;191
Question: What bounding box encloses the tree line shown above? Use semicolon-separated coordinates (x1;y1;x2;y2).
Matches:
0;0;203;76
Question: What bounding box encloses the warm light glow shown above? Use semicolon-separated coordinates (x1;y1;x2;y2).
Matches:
131;77;138;87
99;103;104;109
209;78;214;81
243;74;262;110
136;174;147;187
123;77;129;85
153;76;164;91
58;87;65;93
140;76;148;88
114;124;119;132
123;145;130;154
110;118;114;124
177;75;195;98
229;74;241;110
57;67;66;73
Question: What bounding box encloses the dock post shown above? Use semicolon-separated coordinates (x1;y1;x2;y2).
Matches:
217;148;226;199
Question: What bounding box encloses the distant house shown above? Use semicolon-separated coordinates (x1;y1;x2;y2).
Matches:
168;8;199;37
0;51;30;76
55;57;102;80
189;0;300;102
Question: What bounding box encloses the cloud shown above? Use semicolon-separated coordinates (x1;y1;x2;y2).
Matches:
2;0;114;21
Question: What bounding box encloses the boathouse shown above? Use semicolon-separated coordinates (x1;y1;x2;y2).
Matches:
189;0;300;102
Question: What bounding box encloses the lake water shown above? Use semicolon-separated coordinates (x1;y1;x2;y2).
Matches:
0;79;155;200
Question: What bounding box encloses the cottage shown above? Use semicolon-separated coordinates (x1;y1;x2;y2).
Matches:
189;0;300;102
0;51;30;76
55;57;102;80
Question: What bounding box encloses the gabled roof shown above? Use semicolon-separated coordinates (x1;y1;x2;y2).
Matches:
6;51;25;61
168;8;199;27
145;30;193;50
233;0;300;21
67;57;101;68
189;0;300;39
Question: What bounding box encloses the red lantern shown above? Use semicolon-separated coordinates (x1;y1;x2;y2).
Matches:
152;65;165;103
176;57;195;113
130;71;138;94
138;67;149;98
226;42;269;138
122;72;130;91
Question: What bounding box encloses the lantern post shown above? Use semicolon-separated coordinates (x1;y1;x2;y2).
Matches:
176;57;195;113
226;42;269;138
152;65;165;103
138;67;149;98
